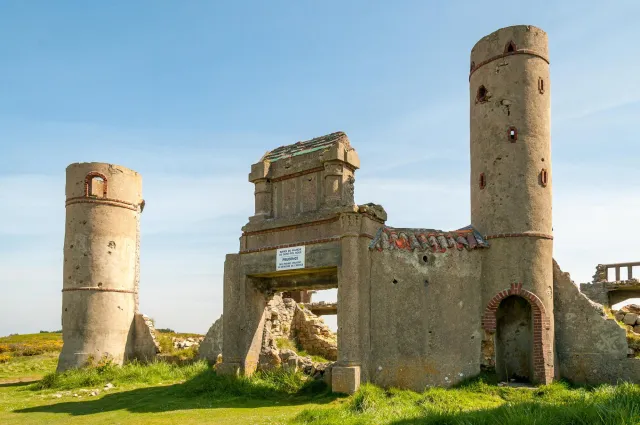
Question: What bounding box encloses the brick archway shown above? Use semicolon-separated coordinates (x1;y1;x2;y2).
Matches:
482;282;552;383
84;172;108;198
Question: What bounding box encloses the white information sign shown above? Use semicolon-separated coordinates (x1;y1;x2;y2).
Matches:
276;246;306;271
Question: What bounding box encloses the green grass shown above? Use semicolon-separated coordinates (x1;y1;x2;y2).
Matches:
154;331;202;361
0;352;59;382
1;333;639;424
293;378;640;425
275;338;332;363
0;333;63;358
33;360;208;391
0;362;336;425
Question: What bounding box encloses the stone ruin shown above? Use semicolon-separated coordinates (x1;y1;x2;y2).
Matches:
216;24;640;393
199;293;338;381
56;24;640;394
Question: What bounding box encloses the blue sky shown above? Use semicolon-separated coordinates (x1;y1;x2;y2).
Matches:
1;1;639;336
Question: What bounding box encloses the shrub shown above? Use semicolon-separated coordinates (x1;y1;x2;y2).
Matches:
0;354;10;363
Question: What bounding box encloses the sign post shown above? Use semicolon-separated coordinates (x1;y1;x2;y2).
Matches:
276;246;306;271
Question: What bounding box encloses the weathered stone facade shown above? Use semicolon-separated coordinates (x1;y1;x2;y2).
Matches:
219;24;640;394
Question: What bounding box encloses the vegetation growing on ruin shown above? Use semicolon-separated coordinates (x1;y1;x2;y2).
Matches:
604;306;640;358
275;337;332;363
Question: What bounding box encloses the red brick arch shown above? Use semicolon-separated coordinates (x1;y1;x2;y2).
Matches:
84;172;108;198
482;282;552;384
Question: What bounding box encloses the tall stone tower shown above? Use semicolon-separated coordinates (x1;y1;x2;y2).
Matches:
58;162;149;372
470;25;555;383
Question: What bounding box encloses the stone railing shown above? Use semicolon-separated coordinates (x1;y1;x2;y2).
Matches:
581;261;640;306
304;301;337;316
593;262;640;283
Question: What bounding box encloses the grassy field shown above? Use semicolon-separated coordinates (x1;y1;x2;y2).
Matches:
1;333;639;424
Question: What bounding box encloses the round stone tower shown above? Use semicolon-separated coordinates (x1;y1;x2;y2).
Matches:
469;25;555;384
58;162;144;372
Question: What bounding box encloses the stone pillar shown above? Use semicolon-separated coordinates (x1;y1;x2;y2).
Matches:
218;256;269;377
323;161;343;208
248;161;272;222
58;162;143;372
253;179;272;218
333;213;362;394
218;254;243;376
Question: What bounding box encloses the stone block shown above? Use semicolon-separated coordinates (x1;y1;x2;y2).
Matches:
216;362;241;376
623;313;638;326
331;365;360;394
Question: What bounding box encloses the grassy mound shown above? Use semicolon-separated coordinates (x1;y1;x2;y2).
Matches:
33;360;207;390
0;333;63;361
32;359;330;401
293;377;640;425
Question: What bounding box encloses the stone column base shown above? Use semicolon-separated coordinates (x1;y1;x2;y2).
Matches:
332;365;361;394
216;362;241;376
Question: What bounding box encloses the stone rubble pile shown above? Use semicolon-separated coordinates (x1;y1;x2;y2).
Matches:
199;293;338;379
292;306;338;361
611;304;640;357
172;336;205;350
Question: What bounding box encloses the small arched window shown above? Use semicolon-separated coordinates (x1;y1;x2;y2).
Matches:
84;172;108;198
476;85;488;103
540;168;549;187
505;41;517;53
479;173;486;190
538;77;545;94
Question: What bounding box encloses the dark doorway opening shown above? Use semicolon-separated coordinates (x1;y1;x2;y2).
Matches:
495;295;533;382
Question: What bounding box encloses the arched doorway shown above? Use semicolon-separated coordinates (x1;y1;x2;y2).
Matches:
482;283;553;384
495;295;533;382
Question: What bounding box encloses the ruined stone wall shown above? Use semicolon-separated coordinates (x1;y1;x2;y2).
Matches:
293;305;337;360
126;314;160;362
202;294;337;366
368;248;483;390
198;315;223;363
579;282;608;305
553;260;640;384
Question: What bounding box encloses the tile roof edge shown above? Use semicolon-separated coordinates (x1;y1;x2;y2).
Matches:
369;224;490;252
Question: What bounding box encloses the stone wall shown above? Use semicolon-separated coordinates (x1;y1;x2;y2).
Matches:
293;305;338;360
126;314;160;363
368;247;483;390
553;260;640;384
198;314;223;363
